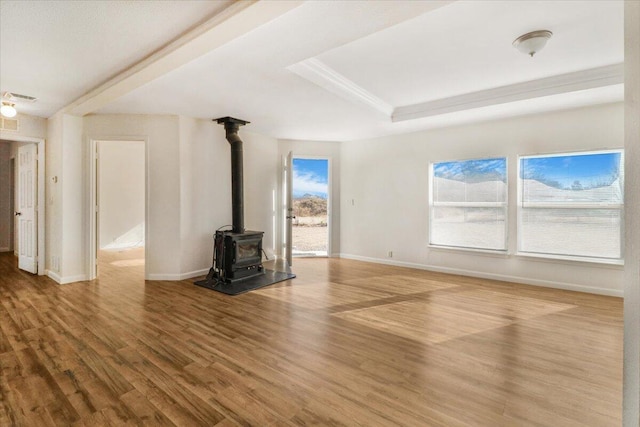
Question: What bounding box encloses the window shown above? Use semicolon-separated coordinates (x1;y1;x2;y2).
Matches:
518;150;624;261
430;158;507;251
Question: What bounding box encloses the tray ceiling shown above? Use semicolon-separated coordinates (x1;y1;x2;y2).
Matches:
0;0;624;141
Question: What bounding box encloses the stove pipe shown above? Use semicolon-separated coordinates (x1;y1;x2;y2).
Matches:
215;116;249;234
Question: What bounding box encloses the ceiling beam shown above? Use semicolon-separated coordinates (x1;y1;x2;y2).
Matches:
63;0;303;116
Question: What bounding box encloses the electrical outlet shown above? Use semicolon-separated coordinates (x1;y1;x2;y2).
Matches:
387;251;393;258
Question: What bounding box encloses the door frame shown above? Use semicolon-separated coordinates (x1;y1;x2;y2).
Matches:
286;154;332;259
0;133;46;275
284;151;293;265
88;137;148;280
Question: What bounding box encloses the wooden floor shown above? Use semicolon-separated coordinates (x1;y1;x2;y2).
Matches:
0;250;622;426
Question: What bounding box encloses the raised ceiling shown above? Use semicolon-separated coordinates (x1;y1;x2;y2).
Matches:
0;0;624;141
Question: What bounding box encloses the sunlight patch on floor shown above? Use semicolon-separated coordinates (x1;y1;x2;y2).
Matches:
110;258;145;267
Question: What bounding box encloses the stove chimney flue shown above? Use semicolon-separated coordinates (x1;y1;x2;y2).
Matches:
215;116;250;234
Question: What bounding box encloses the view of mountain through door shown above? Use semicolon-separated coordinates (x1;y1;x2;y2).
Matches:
292;158;329;257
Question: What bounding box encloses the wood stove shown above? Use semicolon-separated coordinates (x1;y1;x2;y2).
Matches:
204;117;265;283
195;116;295;295
214;230;264;281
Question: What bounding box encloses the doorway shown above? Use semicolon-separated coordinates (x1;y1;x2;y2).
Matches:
0;142;13;254
92;140;146;280
291;157;330;257
0;138;44;275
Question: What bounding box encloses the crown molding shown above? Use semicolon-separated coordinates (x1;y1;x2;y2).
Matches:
289;61;622;123
393;63;624;122
288;58;393;118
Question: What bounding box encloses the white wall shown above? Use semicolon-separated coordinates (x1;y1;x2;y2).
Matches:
278;139;341;256
98;141;145;249
84;114;181;279
179;116;229;276
44;112;85;282
61;114;85;281
340;103;624;296
243;130;279;259
178;116;279;276
623;1;640;424
2;113;47;140
46;113;63;277
0;143;12;251
84;115;277;280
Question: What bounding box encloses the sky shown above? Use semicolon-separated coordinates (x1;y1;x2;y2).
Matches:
434;158;506;183
293;158;328;198
520;152;622;189
433;153;622;190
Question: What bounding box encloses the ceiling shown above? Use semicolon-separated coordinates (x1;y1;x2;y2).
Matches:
0;0;624;141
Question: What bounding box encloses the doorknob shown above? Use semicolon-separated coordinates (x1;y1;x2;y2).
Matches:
286;215;296;219
14;212;22;216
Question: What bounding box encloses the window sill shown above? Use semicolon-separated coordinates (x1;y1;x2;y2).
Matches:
515;251;624;267
428;244;509;258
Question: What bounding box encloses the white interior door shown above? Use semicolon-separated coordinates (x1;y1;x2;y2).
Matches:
16;144;37;273
285;151;293;266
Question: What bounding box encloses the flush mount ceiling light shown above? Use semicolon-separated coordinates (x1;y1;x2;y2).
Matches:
513;30;553;57
0;101;17;118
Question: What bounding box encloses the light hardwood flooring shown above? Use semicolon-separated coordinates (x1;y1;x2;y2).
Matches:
0;250;622;426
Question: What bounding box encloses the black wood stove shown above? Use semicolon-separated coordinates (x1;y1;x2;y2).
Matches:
205;117;264;283
195;116;295;295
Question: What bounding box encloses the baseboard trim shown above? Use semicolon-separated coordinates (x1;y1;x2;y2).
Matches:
47;270;62;284
58;274;89;284
0;246;10;252
338;253;623;297
179;268;209;280
146;269;209;281
146;273;181;281
45;271;87;284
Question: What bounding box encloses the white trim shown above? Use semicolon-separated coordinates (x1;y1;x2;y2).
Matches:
45;270;87;284
433;201;507;208
0;133;46;276
0;133;41;143
288;58;393;118
338;253;623;297
147;269;209;281
289;155;333;259
147;273;182;281
393;63;624;122
519;147;623;160
516;251;624;266
58;274;89;284
47;270;62;283
179;268;210;280
428;244;509;257
521;203;623;209
88;138;97;280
